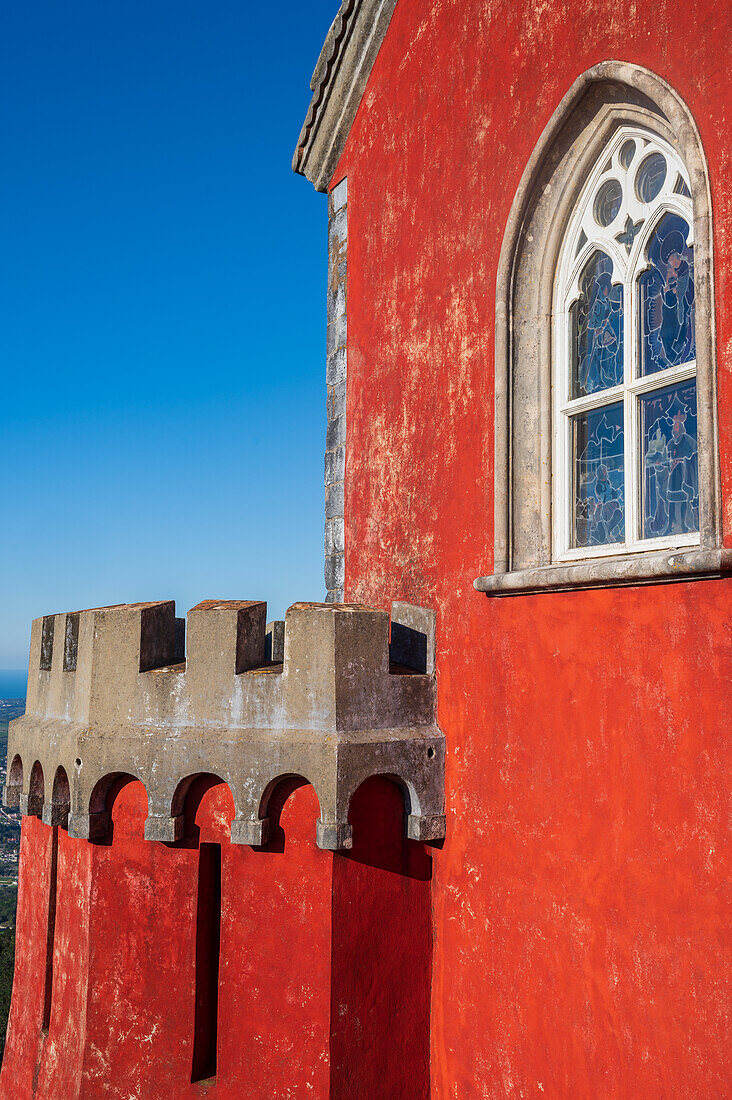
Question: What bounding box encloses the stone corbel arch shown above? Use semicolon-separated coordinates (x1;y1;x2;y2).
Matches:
488;61;721;588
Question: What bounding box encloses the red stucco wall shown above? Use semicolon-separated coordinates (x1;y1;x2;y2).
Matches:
330;0;731;1095
0;776;431;1099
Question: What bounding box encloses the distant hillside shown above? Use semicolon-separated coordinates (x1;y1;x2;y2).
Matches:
0;697;23;900
0;701;25;749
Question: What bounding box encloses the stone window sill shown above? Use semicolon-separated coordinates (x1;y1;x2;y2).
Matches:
474;547;732;597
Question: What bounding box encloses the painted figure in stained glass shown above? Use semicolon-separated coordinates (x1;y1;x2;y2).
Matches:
571;252;624;397
573;405;625;546
642;382;698;537
640;213;695;375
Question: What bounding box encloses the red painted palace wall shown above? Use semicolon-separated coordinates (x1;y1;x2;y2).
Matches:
1;775;432;1099
331;0;731;1095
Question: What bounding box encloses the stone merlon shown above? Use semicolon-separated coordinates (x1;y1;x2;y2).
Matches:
5;600;445;852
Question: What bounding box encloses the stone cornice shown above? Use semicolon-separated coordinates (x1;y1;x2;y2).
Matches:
293;0;399;191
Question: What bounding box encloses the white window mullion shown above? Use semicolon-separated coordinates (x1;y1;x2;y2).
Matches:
627;360;696;397
624;272;638;542
626;387;640;545
563;410;572;553
562;385;624;416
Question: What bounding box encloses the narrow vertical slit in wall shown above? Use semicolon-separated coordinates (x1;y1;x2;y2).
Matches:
42;826;59;1032
191;842;221;1083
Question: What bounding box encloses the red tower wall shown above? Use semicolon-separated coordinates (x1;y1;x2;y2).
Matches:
329;0;731;1095
0;776;432;1099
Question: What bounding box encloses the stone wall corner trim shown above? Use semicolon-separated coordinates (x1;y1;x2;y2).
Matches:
293;0;400;192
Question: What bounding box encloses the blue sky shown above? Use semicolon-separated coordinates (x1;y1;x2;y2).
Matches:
0;0;340;671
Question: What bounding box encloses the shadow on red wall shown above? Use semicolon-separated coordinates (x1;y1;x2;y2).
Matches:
1;773;434;1099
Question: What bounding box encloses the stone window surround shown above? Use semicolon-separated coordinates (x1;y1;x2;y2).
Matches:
475;62;727;597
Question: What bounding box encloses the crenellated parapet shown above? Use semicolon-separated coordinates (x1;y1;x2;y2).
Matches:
4;600;445;850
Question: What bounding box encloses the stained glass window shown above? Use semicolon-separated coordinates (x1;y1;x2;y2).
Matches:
641;381;698;538
570;252;624;398
594;180;623;227
636;152;667;203
639;213;695;376
572;404;624;547
619;140;636;169
556;127;698;557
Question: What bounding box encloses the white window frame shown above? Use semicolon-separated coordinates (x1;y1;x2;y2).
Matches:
553;126;698;562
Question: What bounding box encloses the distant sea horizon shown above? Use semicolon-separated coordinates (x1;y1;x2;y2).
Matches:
0;671;26;700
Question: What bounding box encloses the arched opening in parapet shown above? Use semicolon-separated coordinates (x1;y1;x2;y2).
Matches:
29;760;45;818
89;772;148;845
8;754;23;789
170;773;232;847
6;754;23;807
49;766;71;827
344;775;431;878
257;774;323;854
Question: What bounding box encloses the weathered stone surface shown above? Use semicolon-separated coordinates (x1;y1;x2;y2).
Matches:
326;279;346;325
329;207;347;250
325;413;346;451
326;346;347;386
334;311;347;349
475;547;732;595
324;553;345;591
6;600;446;852
330;176;348;212
327;382;346;422
324;172;348;602
324;515;345;555
325;480;344;520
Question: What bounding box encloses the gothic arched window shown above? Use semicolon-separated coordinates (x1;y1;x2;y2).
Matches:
476;64;723;596
554;128;698;558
